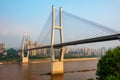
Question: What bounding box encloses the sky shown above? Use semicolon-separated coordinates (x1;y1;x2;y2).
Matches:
0;0;120;49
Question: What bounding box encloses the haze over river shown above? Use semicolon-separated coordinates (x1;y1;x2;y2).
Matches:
0;59;98;80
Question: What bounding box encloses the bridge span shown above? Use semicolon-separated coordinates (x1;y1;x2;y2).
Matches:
26;33;120;51
19;5;120;75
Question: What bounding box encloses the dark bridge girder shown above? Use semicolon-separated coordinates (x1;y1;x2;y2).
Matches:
26;33;120;51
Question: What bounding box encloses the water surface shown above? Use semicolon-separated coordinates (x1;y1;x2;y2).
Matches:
0;59;98;80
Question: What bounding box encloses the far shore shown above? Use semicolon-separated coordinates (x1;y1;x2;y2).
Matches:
0;57;100;64
64;57;99;61
29;57;100;63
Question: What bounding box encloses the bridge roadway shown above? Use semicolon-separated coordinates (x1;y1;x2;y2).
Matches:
25;33;120;51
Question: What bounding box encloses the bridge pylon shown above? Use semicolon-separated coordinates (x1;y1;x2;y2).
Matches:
21;33;30;63
51;5;64;74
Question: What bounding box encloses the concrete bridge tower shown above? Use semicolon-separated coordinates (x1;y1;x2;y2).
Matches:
51;5;64;74
21;33;30;63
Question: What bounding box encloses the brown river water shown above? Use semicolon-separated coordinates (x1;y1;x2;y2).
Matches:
0;59;98;80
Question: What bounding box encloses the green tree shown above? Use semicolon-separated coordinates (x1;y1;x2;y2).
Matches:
7;48;17;56
96;47;120;80
105;76;120;80
0;53;4;60
6;48;20;60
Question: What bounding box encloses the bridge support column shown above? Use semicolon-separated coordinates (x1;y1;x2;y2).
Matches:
22;57;29;63
51;47;64;74
60;47;64;61
51;5;64;75
22;51;29;63
51;61;64;75
21;33;30;63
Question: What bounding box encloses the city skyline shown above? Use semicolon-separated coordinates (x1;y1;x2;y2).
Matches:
0;0;120;48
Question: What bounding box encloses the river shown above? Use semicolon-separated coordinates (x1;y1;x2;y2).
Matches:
0;59;98;80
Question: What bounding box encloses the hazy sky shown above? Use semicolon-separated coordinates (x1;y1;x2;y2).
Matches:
0;0;120;48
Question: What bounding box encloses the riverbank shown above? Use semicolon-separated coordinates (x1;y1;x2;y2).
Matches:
0;57;100;64
64;57;99;61
0;60;21;64
29;57;99;63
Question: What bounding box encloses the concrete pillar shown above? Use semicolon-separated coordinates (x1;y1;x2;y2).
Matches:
51;5;55;61
22;57;29;63
60;47;64;61
51;61;64;75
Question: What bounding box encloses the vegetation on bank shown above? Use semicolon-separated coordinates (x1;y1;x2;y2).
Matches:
87;47;120;80
0;48;98;62
96;46;120;80
0;48;20;63
29;55;49;60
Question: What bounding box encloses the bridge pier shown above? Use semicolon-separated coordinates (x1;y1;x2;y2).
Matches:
51;61;64;75
51;47;64;74
21;51;29;63
21;33;30;63
51;5;64;75
22;57;29;63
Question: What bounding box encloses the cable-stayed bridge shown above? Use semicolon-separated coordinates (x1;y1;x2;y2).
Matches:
19;5;120;74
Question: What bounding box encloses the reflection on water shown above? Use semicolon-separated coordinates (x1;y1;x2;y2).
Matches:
0;60;98;80
20;64;32;80
51;74;63;80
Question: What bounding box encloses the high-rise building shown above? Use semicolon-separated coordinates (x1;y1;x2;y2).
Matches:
0;43;5;54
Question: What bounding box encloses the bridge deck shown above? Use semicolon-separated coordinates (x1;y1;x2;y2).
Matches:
25;33;120;51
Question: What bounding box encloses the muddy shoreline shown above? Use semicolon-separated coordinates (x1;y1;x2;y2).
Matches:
0;57;99;64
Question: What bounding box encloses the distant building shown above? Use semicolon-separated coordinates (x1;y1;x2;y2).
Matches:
70;47;108;57
24;40;70;56
24;41;47;56
0;43;6;54
54;47;70;56
64;47;69;54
